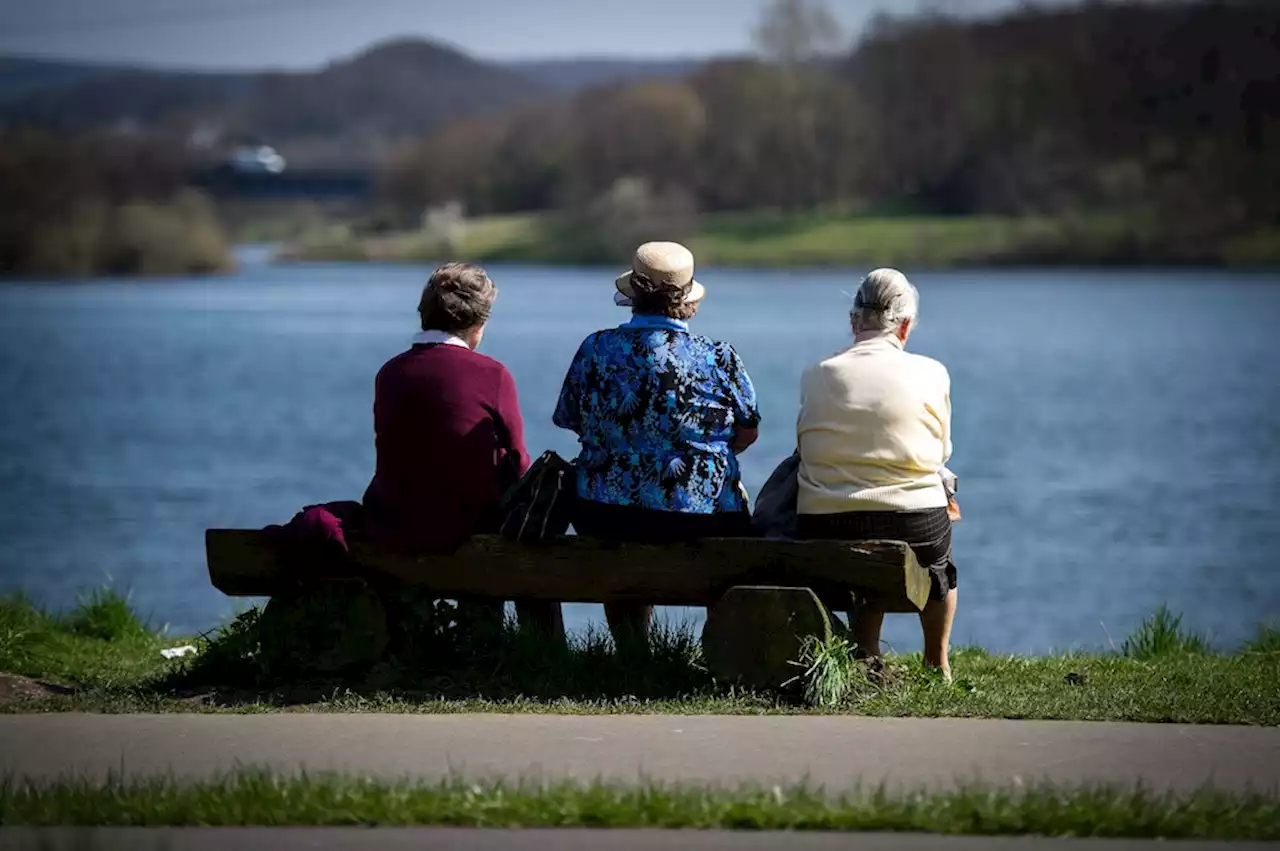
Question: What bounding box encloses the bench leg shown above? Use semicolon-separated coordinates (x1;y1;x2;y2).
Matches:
515;600;567;650
605;603;653;655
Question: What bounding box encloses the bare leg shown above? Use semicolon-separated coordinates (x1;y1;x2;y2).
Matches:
515;600;566;649
920;588;957;681
851;602;885;660
605;603;652;653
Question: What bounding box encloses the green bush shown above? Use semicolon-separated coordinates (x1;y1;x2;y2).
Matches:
20;191;234;278
99;190;234;276
0;130;236;278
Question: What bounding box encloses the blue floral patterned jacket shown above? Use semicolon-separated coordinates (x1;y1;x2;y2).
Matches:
553;314;760;514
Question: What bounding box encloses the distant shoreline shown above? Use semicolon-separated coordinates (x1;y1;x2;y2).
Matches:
278;211;1280;271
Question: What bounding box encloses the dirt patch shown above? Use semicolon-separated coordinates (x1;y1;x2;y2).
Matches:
0;672;75;705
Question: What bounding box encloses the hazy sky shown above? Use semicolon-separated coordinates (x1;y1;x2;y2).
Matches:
1;0;1055;69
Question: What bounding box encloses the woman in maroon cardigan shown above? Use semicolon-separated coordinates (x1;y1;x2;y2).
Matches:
363;262;559;635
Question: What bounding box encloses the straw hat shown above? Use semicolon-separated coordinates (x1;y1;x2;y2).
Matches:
613;241;705;307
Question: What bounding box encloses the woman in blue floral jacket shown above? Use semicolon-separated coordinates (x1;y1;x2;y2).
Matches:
554;242;760;643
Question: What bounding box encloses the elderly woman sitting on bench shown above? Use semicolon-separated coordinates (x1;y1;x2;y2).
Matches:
554;241;761;647
796;268;959;680
363;262;559;635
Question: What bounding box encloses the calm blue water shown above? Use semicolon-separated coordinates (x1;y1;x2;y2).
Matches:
1;256;1278;653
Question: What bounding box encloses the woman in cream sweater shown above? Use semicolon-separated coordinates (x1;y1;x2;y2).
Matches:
797;268;958;679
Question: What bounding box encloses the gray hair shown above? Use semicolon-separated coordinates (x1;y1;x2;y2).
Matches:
851;267;919;332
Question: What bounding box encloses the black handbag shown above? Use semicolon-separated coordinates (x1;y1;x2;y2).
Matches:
751;451;800;540
496;451;576;544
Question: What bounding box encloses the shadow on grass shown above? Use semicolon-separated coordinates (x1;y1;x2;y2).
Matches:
165;598;750;709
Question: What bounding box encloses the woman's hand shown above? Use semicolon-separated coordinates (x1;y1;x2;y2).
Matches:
947;497;962;522
731;426;759;454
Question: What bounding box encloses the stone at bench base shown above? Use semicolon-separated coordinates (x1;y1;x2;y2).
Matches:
701;585;836;691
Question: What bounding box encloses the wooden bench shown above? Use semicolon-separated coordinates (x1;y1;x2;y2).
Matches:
205;530;931;688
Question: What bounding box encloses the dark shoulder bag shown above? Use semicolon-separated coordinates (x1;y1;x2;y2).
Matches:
751;451;800;540
497;451;577;544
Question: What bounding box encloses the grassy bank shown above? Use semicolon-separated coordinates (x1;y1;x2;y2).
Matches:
280;210;1280;269
0;590;173;695
2;771;1276;837
1;590;1276;722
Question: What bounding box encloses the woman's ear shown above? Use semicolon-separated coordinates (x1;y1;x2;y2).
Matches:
897;317;913;343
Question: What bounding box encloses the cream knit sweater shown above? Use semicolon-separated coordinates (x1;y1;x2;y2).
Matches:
797;334;952;514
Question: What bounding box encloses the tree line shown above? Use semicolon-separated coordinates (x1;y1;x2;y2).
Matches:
382;0;1279;254
0;130;232;276
3;0;1275;274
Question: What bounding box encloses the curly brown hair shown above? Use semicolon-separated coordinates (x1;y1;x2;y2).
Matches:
628;273;699;321
418;262;496;332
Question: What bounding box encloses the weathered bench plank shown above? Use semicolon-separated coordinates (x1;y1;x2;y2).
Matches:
206;531;931;612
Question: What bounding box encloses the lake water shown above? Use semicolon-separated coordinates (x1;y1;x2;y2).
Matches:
1;255;1277;654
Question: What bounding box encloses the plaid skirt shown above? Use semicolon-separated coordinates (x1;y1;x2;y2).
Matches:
797;508;957;601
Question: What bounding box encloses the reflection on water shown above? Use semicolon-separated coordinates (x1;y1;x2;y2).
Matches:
1;262;1277;653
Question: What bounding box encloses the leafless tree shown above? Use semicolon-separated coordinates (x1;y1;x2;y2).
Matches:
753;0;846;66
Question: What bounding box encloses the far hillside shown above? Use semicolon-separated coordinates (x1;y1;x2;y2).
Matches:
0;47;712;163
508;58;709;92
0;41;551;164
0;56;110;103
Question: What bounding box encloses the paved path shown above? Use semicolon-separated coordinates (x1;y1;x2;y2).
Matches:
1;714;1277;792
2;829;1275;851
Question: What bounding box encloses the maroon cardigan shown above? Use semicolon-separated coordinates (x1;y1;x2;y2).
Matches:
362;343;529;552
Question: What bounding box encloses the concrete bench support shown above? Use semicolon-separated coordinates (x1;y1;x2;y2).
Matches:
702;585;838;690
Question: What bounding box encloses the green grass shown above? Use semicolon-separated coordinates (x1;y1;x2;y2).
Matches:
63;587;152;643
1245;624;1280;655
1;591;1277;723
281;213;555;264
282;208;1214;269
786;633;874;708
1222;225;1280;266
1121;605;1211;660
0;591;172;692
0;771;1275;837
851;648;1278;724
689;211;1077;268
